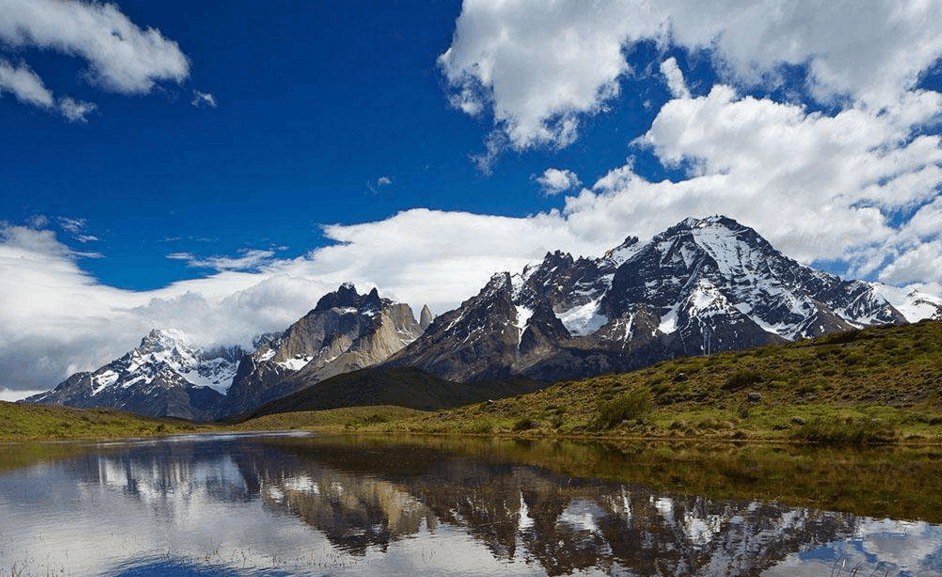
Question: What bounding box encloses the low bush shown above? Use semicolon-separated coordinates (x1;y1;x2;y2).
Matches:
589;387;651;431
723;369;764;391
512;416;536;432
791;417;899;445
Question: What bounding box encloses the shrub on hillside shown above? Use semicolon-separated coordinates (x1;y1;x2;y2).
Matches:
791;417;899;445
723;369;764;391
589;387;651;431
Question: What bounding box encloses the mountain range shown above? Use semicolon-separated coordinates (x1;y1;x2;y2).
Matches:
24;216;942;420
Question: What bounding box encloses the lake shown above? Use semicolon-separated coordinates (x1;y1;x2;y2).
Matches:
1;432;940;576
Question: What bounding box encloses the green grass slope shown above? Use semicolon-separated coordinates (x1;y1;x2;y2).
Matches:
0;401;215;442
378;320;942;443
228;366;546;424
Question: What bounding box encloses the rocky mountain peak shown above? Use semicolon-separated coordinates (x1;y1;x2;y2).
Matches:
391;215;917;383
139;328;191;353
361;287;383;315
314;282;362;311
484;272;512;293
25;326;237;421
603;235;642;265
221;284;423;416
419;305;434;330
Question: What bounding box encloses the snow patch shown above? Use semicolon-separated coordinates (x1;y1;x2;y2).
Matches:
605;238;643;266
557;300;608;336
658;305;679;334
91;370;120;396
513;305;534;332
278;356;312;371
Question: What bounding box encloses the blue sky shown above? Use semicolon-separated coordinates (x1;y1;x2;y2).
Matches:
0;0;680;291
2;0;942;396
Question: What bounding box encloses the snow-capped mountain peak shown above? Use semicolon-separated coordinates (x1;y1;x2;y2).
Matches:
26;327;243;421
870;283;942;322
390;215;915;383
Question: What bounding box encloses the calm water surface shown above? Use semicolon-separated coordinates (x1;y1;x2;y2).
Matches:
0;432;940;577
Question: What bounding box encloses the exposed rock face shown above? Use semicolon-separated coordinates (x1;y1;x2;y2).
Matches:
219;283;423;416
419;305;434;331
387;216;915;382
24;329;240;421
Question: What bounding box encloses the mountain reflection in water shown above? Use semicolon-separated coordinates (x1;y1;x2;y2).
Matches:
0;433;939;577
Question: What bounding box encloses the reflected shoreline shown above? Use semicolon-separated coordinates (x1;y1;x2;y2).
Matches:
1;433;940;576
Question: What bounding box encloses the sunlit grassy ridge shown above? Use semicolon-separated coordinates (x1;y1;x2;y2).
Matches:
232;405;427;432
364;320;942;443
0;401;214;442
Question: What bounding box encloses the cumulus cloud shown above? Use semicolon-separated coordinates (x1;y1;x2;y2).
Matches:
534;168;582;195
440;0;635;151
659;57;690;99
0;0;190;119
438;0;942;287
0;59;54;107
377;176;393;186
58;96;97;122
442;0;942;150
0;60;98;121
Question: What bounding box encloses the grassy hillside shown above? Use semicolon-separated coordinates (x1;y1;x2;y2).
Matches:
0;401;216;442
227;366;546;423
369;320;942;443
233;405;428;432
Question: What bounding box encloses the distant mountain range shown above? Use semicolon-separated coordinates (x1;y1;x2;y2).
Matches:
24;216;942;420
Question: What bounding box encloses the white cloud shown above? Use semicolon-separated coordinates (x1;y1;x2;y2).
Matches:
535;168;582;195
0;388;46;402
5;0;942;397
191;90;217;108
0;0;189;118
659;57;690;99
440;0;636;151
0;59;99;121
26;214;50;229
167;249;276;272
368;176;394;194
442;0;942;150
58;96;97;122
0;59;54;107
57;217;87;234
